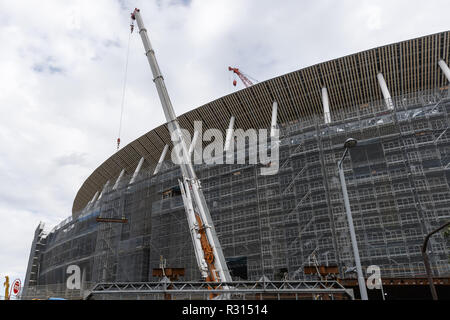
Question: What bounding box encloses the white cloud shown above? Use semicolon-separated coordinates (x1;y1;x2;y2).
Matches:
1;0;450;286
361;4;383;31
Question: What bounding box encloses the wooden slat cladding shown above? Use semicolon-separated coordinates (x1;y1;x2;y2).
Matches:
72;31;450;214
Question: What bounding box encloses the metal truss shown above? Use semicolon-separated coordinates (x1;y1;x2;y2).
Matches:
85;280;354;300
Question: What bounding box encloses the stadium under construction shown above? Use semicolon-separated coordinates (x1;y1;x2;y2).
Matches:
23;26;450;300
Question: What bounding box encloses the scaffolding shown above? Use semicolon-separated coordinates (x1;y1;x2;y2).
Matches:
23;88;450;299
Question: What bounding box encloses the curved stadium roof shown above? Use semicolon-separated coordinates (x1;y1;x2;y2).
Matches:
72;31;450;215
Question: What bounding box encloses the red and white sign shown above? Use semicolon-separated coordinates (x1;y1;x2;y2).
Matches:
11;279;21;296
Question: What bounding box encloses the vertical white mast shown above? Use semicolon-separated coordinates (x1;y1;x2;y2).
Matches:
132;8;231;283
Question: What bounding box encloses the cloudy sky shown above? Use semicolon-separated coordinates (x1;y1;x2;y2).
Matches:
0;0;449;290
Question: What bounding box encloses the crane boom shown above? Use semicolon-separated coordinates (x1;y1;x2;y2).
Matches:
131;8;232;285
228;66;256;88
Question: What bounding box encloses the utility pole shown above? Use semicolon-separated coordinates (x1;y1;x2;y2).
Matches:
422;221;450;300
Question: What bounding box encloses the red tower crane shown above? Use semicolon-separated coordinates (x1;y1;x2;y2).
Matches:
228;66;258;88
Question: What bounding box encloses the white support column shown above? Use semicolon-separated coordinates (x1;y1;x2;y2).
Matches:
133;9;232;283
188;131;199;158
377;73;394;110
322;87;331;124
270;101;278;138
112;169;125;191
129;157;145;185
224;116;235;153
439;59;450;83
86;191;99;210
97;180;111;201
153;145;169;175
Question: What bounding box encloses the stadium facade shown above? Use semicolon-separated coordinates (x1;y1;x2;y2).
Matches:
23;31;450;299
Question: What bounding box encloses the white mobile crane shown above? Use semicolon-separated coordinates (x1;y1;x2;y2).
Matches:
131;8;232;288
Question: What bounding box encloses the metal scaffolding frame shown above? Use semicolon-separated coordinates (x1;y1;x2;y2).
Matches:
23;88;450;300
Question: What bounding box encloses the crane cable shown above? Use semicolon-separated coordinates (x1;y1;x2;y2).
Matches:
117;20;134;151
